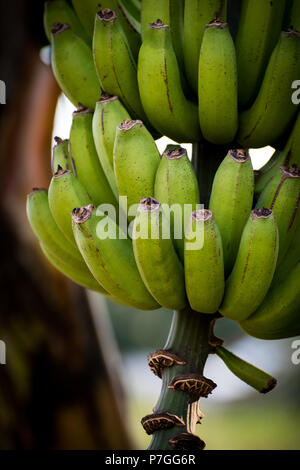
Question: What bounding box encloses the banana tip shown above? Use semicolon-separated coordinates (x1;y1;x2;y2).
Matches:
118;119;143;131
72;205;94;224
164;147;187;160
51;22;70;35
97;9;117;21
192;209;213;222
149;19;169;29
252;208;272;219
139;197;160;212
229;149;250;163
261;378;277;394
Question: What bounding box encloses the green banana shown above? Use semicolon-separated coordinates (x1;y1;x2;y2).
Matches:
183;0;227;93
237;29;300;149
219;208;279;321
154;146;200;262
240;261;300;340
119;0;141;27
52;136;73;173
216;346;277;394
198;19;238;145
209;149;254;275
51;23;100;109
72;0;141;58
291;0;300;30
72;204;160;310
273;219;300;284
69;105;118;209
256;165;300;264
235;0;286;109
40;242;108;294
93;9;146;121
48;167;93;246
44;0;90;44
132;197;186;310
114;119;160;221
184;209;224;314
141;0;185;73
26;188;106;293
255;112;300;196
137;19;201;143
92;93;130;199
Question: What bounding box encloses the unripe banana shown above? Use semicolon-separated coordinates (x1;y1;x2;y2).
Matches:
237;29;300;149
291;0;300;30
92;93;130;199
209;149;254;275
154;147;200;262
26;188;106;293
137;20;201;143
40;242;108;294
51;23;100;109
273;219;300;284
255;112;300;196
52;136;73;173
132;197;186;310
72;204;160;310
48;168;92;246
198;19;238;145
72;0;141;58
216;346;277;394
119;0;141;28
114;119;160;221
219;208;279;321
235;0;286;109
69;105;118;209
240;261;300;340
184;209;224;314
183;0;227;93
141;0;185;73
44;0;90;44
93;9;145;121
256;165;300;264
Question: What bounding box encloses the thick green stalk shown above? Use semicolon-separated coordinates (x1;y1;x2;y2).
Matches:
144;142;221;450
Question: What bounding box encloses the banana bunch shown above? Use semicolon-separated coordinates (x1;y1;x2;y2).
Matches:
27;0;300;396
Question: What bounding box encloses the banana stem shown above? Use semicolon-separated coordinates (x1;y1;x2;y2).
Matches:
147;308;216;450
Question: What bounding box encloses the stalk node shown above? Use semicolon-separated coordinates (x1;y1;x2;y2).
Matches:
168;374;217;399
141;412;185;435
168;432;206;451
147;349;186;378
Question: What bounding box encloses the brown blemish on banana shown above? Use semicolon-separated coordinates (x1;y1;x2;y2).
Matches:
139;197;160;213
147;350;186;378
252;208;272;219
97;8;117;22
168;432;206;451
118;119;143;131
229;149;250;163
141;412;185;435
168;374;217;398
164;147;187;159
192;209;212;222
54;136;63;145
206;18;228;29
150;19;169;29
51;22;70;35
53;166;72;178
72;204;94;224
98;93;118;104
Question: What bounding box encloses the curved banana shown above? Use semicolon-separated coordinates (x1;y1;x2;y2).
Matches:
198;19;238;144
72;204;160;310
93;9;145;121
72;0;141;58
44;0;90;44
184;209;224;314
141;0;185;73
273;219;300;284
48;167;92;246
256;165;300;264
114;119;160;221
69;105;118;209
235;0;286;109
291;0;300;31
154;146;200;261
240;261;300;340
255;111;300;196
119;0;141;30
209;149;254;275
26;188;106;293
137;19;201;143
51;23;100;109
52;136;73;173
219;208;279;321
92;93;130;199
132;197;186;310
183;0;227;93
237;29;300;149
216;346;277;394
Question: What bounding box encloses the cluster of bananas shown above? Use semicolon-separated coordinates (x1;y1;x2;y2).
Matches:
27;0;300;347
